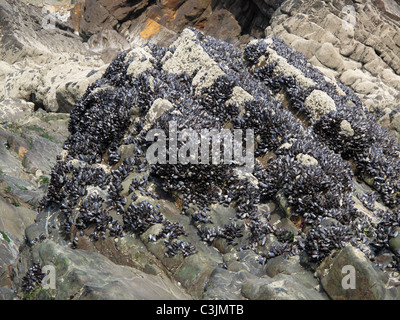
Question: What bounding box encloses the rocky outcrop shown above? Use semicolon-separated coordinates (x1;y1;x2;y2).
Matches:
6;27;400;300
376;0;400;21
0;0;85;63
2;0;400;301
11;240;191;299
0;0;106;113
0;101;71;293
265;0;400;141
73;0;285;48
317;246;398;300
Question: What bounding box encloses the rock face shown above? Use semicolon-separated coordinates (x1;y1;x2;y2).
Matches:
2;0;400;301
5;26;400;300
0;0;106;113
317;246;394;300
12;240;191;299
75;0;285;47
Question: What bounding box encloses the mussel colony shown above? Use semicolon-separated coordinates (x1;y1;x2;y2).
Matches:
37;27;400;275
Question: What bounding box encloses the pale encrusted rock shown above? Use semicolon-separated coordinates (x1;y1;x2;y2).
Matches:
0;99;34;122
126;47;154;78
304;90;337;120
144;98;174;130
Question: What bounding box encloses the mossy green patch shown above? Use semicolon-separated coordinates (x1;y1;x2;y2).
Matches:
16;184;28;191
39;133;55;142
0;231;11;243
39;176;50;185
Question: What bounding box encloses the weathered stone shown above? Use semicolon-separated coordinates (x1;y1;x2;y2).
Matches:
0;286;14;300
315;43;344;71
340;120;354;137
0;99;34;122
203;267;245;300
241;271;327;300
126;47;154;79
203;8;241;41
340;69;366;86
318;246;389;300
296;153;318;166
304;90;336;120
0;197;36;241
265;0;400;128
144;99;174;130
265;255;305;277
21;240;191;299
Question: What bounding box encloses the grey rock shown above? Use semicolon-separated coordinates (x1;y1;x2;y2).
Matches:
17;240;192;300
265;255;305;277
318;246;390;300
241;271;327;300
0;197;36;241
0;286;15;300
0;99;34;122
203;267;246;300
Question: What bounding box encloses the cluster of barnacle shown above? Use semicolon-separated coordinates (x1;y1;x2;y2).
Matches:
153;220;188;241
230;180;261;219
39;160;116;238
239;37;400;267
357;192;378;211
314;108;400;207
266;242;301;260
146;214;196;258
200;75;240;122
21;263;45;293
368;209;400;252
164;240;196;258
64;52;139;166
233;97;306;156
344;208;400;269
245;38;400;210
38;27;400;273
218;222;244;245
147;43;169;71
65;86;133;164
108;157;136;215
266;147;355;225
243;213;303;261
149;92;241;208
192;209;213;224
123;201;163;234
243;42;268;66
304;224;352;264
75;194;123;237
246;216;274;245
153;163;236;210
233;91;356;229
198;222;244;246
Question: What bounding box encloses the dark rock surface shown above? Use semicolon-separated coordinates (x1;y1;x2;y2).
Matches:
76;0;285;47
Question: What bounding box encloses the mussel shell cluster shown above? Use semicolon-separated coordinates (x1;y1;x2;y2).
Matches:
38;27;400;270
